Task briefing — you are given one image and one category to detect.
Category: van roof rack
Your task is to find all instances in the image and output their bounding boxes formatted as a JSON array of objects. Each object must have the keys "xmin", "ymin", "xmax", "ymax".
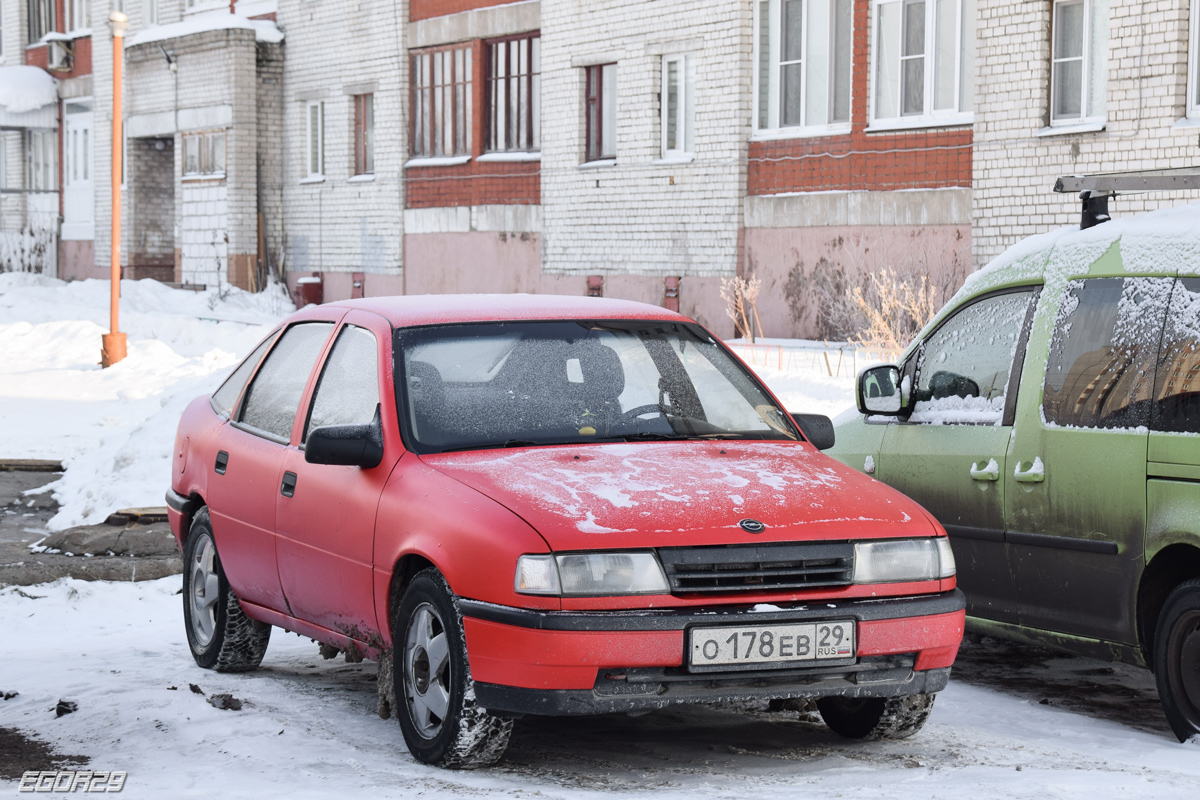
[{"xmin": 1054, "ymin": 167, "xmax": 1200, "ymax": 229}]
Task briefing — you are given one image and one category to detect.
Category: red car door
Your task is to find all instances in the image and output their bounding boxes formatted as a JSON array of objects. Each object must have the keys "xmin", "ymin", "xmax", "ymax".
[
  {"xmin": 275, "ymin": 310, "xmax": 402, "ymax": 639},
  {"xmin": 209, "ymin": 318, "xmax": 338, "ymax": 612}
]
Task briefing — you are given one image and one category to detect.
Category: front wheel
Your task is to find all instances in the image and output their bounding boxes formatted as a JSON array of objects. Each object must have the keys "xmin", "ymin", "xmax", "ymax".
[
  {"xmin": 817, "ymin": 693, "xmax": 935, "ymax": 740},
  {"xmin": 1154, "ymin": 579, "xmax": 1200, "ymax": 742},
  {"xmin": 393, "ymin": 569, "xmax": 513, "ymax": 768},
  {"xmin": 182, "ymin": 507, "xmax": 271, "ymax": 672}
]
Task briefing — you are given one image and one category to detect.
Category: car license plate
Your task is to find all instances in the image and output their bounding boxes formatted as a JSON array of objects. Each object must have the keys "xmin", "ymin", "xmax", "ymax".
[{"xmin": 688, "ymin": 620, "xmax": 855, "ymax": 669}]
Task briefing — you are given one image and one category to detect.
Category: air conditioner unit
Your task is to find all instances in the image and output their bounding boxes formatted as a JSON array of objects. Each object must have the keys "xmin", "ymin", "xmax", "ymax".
[{"xmin": 47, "ymin": 41, "xmax": 72, "ymax": 71}]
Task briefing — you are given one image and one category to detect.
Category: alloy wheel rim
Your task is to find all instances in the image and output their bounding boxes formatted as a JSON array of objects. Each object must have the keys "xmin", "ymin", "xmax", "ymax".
[
  {"xmin": 188, "ymin": 534, "xmax": 220, "ymax": 647},
  {"xmin": 404, "ymin": 602, "xmax": 452, "ymax": 739},
  {"xmin": 1169, "ymin": 609, "xmax": 1200, "ymax": 728}
]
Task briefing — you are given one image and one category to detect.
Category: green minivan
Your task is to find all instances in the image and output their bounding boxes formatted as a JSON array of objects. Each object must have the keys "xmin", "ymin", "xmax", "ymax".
[{"xmin": 830, "ymin": 203, "xmax": 1200, "ymax": 741}]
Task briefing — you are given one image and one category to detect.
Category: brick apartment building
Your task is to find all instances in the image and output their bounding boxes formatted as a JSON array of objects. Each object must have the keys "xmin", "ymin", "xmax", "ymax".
[{"xmin": 3, "ymin": 1, "xmax": 1198, "ymax": 338}]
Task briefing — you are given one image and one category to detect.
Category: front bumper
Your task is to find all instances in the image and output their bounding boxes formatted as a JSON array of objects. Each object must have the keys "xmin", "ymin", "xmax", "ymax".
[{"xmin": 461, "ymin": 589, "xmax": 965, "ymax": 717}]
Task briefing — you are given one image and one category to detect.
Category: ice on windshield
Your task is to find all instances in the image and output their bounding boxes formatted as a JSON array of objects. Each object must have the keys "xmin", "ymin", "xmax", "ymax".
[
  {"xmin": 397, "ymin": 321, "xmax": 797, "ymax": 451},
  {"xmin": 908, "ymin": 291, "xmax": 1032, "ymax": 425}
]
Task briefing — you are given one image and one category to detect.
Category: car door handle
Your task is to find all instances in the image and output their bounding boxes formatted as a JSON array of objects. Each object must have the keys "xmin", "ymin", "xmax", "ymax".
[
  {"xmin": 280, "ymin": 471, "xmax": 297, "ymax": 498},
  {"xmin": 215, "ymin": 451, "xmax": 228, "ymax": 475},
  {"xmin": 1013, "ymin": 457, "xmax": 1045, "ymax": 483},
  {"xmin": 969, "ymin": 458, "xmax": 1000, "ymax": 482}
]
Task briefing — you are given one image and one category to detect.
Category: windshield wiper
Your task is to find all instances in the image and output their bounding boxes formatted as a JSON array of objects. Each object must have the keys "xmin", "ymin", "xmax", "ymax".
[
  {"xmin": 596, "ymin": 432, "xmax": 693, "ymax": 442},
  {"xmin": 438, "ymin": 439, "xmax": 547, "ymax": 453}
]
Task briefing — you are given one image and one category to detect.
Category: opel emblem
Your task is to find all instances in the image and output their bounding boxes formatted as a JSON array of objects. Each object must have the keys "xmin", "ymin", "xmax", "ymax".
[{"xmin": 738, "ymin": 519, "xmax": 766, "ymax": 534}]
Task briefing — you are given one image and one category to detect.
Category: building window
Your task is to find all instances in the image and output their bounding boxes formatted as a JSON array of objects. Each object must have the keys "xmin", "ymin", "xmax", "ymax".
[
  {"xmin": 872, "ymin": 0, "xmax": 975, "ymax": 125},
  {"xmin": 585, "ymin": 63, "xmax": 617, "ymax": 162},
  {"xmin": 755, "ymin": 0, "xmax": 852, "ymax": 131},
  {"xmin": 27, "ymin": 130, "xmax": 56, "ymax": 191},
  {"xmin": 1, "ymin": 1, "xmax": 5, "ymax": 61},
  {"xmin": 486, "ymin": 33, "xmax": 540, "ymax": 153},
  {"xmin": 1050, "ymin": 0, "xmax": 1107, "ymax": 125},
  {"xmin": 661, "ymin": 54, "xmax": 694, "ymax": 157},
  {"xmin": 145, "ymin": 0, "xmax": 158, "ymax": 26},
  {"xmin": 66, "ymin": 0, "xmax": 87, "ymax": 32},
  {"xmin": 28, "ymin": 0, "xmax": 55, "ymax": 42},
  {"xmin": 185, "ymin": 0, "xmax": 225, "ymax": 10},
  {"xmin": 182, "ymin": 130, "xmax": 226, "ymax": 177},
  {"xmin": 353, "ymin": 94, "xmax": 374, "ymax": 175},
  {"xmin": 411, "ymin": 45, "xmax": 473, "ymax": 158},
  {"xmin": 306, "ymin": 102, "xmax": 324, "ymax": 178}
]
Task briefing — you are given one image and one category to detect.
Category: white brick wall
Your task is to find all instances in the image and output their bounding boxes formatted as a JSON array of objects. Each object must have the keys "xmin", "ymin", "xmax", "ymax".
[
  {"xmin": 974, "ymin": 0, "xmax": 1200, "ymax": 267},
  {"xmin": 277, "ymin": 0, "xmax": 406, "ymax": 278},
  {"xmin": 538, "ymin": 0, "xmax": 750, "ymax": 278}
]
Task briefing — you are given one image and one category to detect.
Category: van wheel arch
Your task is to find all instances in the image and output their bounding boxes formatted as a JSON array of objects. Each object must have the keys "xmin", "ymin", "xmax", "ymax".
[{"xmin": 1139, "ymin": 543, "xmax": 1200, "ymax": 670}]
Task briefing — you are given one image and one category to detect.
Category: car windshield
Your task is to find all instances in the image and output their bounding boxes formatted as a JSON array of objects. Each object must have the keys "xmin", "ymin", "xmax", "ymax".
[{"xmin": 395, "ymin": 320, "xmax": 798, "ymax": 453}]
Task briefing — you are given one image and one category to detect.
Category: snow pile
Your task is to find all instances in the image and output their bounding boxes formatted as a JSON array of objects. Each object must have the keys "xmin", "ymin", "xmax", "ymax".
[
  {"xmin": 0, "ymin": 274, "xmax": 291, "ymax": 530},
  {"xmin": 0, "ymin": 65, "xmax": 58, "ymax": 113},
  {"xmin": 127, "ymin": 8, "xmax": 284, "ymax": 48}
]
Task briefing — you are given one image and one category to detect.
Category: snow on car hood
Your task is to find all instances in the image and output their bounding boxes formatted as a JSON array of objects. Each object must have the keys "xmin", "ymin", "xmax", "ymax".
[{"xmin": 420, "ymin": 441, "xmax": 936, "ymax": 551}]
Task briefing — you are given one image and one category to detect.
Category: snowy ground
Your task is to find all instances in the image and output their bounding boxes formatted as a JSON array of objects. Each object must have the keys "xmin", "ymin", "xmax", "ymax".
[
  {"xmin": 0, "ymin": 274, "xmax": 292, "ymax": 530},
  {"xmin": 1, "ymin": 578, "xmax": 1197, "ymax": 799}
]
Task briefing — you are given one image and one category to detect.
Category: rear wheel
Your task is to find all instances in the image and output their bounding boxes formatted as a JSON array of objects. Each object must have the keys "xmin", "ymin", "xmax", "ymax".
[
  {"xmin": 1154, "ymin": 580, "xmax": 1200, "ymax": 742},
  {"xmin": 182, "ymin": 507, "xmax": 271, "ymax": 672},
  {"xmin": 393, "ymin": 569, "xmax": 513, "ymax": 768},
  {"xmin": 817, "ymin": 693, "xmax": 935, "ymax": 740}
]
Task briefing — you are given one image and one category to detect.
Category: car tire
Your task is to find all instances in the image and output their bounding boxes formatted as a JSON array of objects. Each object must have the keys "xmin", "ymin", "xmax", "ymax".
[
  {"xmin": 817, "ymin": 693, "xmax": 935, "ymax": 740},
  {"xmin": 1153, "ymin": 579, "xmax": 1200, "ymax": 743},
  {"xmin": 182, "ymin": 507, "xmax": 271, "ymax": 672},
  {"xmin": 393, "ymin": 568, "xmax": 513, "ymax": 769}
]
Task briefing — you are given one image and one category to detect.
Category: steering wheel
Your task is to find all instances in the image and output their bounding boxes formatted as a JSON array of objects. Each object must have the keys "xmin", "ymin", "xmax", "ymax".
[{"xmin": 619, "ymin": 404, "xmax": 666, "ymax": 423}]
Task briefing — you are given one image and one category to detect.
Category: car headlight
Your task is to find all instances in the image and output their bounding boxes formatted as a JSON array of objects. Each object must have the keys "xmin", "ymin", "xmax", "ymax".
[
  {"xmin": 514, "ymin": 552, "xmax": 669, "ymax": 596},
  {"xmin": 852, "ymin": 538, "xmax": 956, "ymax": 584}
]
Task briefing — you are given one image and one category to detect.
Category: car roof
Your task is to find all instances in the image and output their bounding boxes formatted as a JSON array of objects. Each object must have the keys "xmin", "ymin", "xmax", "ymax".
[{"xmin": 323, "ymin": 293, "xmax": 695, "ymax": 328}]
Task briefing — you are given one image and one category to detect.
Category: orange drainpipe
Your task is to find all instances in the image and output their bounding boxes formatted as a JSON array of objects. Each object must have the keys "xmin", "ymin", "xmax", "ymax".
[{"xmin": 102, "ymin": 11, "xmax": 128, "ymax": 368}]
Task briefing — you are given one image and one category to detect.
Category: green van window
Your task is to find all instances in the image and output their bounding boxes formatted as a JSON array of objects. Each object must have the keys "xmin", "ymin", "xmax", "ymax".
[
  {"xmin": 908, "ymin": 290, "xmax": 1034, "ymax": 425},
  {"xmin": 1151, "ymin": 277, "xmax": 1200, "ymax": 434},
  {"xmin": 1043, "ymin": 277, "xmax": 1172, "ymax": 430}
]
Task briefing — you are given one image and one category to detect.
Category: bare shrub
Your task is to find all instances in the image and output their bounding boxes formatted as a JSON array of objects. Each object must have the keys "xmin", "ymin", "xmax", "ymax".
[
  {"xmin": 721, "ymin": 275, "xmax": 764, "ymax": 342},
  {"xmin": 845, "ymin": 241, "xmax": 971, "ymax": 352},
  {"xmin": 784, "ymin": 256, "xmax": 862, "ymax": 341}
]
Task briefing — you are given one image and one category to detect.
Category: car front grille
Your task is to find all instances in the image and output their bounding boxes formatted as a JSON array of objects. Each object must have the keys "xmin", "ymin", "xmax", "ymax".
[{"xmin": 657, "ymin": 542, "xmax": 854, "ymax": 594}]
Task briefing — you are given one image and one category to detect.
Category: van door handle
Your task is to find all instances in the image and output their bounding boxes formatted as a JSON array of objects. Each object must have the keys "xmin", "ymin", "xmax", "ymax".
[
  {"xmin": 1013, "ymin": 457, "xmax": 1045, "ymax": 483},
  {"xmin": 215, "ymin": 451, "xmax": 229, "ymax": 475},
  {"xmin": 969, "ymin": 458, "xmax": 1000, "ymax": 482},
  {"xmin": 280, "ymin": 471, "xmax": 297, "ymax": 498}
]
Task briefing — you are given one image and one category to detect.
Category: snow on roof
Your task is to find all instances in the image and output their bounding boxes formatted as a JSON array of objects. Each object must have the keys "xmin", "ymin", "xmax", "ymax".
[
  {"xmin": 126, "ymin": 9, "xmax": 284, "ymax": 48},
  {"xmin": 902, "ymin": 199, "xmax": 1200, "ymax": 360},
  {"xmin": 0, "ymin": 66, "xmax": 58, "ymax": 114},
  {"xmin": 327, "ymin": 293, "xmax": 693, "ymax": 328}
]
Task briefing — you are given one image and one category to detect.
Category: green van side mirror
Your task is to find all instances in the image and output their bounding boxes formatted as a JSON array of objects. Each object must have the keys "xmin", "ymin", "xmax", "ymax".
[{"xmin": 857, "ymin": 364, "xmax": 906, "ymax": 416}]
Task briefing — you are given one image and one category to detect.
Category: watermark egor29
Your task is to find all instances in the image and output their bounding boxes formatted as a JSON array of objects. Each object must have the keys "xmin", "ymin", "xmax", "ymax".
[{"xmin": 18, "ymin": 771, "xmax": 126, "ymax": 793}]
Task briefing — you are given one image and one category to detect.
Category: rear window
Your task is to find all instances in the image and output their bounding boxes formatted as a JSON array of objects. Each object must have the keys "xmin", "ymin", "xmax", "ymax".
[{"xmin": 211, "ymin": 333, "xmax": 277, "ymax": 419}]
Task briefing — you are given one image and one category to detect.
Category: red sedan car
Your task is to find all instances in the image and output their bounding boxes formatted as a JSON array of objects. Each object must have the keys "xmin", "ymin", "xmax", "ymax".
[{"xmin": 167, "ymin": 294, "xmax": 964, "ymax": 768}]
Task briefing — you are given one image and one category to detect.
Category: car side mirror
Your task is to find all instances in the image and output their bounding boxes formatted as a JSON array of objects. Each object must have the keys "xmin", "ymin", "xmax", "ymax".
[
  {"xmin": 857, "ymin": 364, "xmax": 905, "ymax": 416},
  {"xmin": 305, "ymin": 406, "xmax": 384, "ymax": 469},
  {"xmin": 791, "ymin": 413, "xmax": 835, "ymax": 451}
]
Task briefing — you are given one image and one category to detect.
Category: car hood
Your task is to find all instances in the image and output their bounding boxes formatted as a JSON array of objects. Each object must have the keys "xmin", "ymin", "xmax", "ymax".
[{"xmin": 420, "ymin": 441, "xmax": 937, "ymax": 551}]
